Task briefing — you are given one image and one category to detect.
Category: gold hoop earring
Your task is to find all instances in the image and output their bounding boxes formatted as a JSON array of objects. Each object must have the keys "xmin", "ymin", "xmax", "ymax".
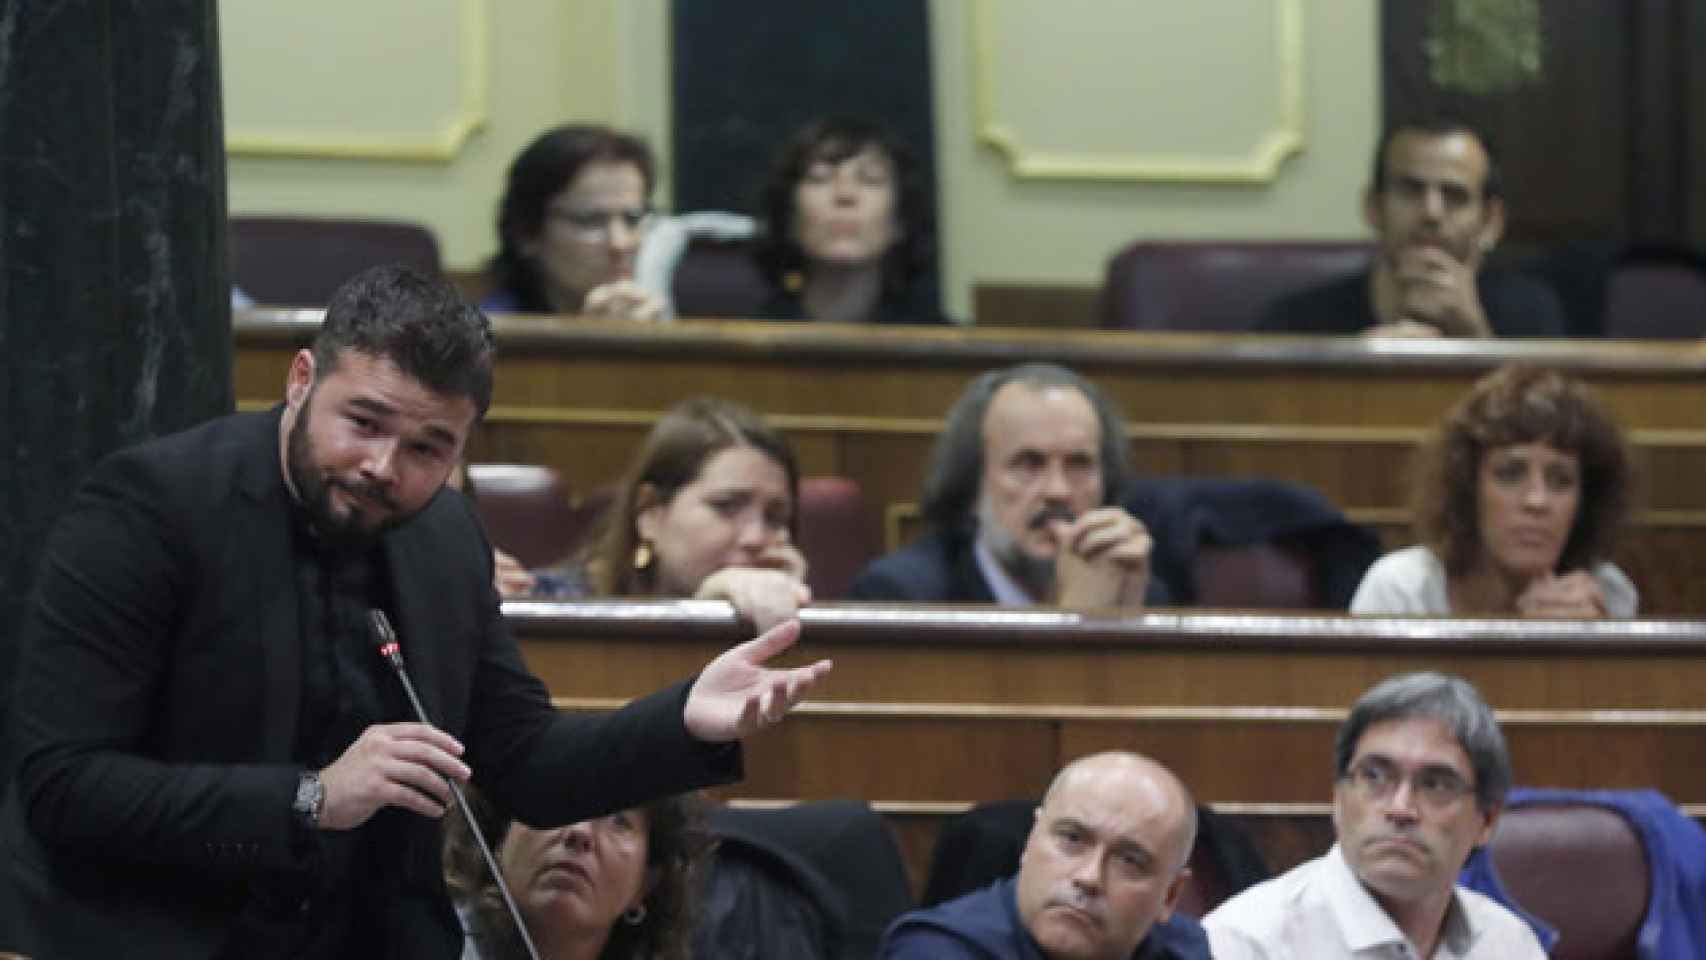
[
  {"xmin": 633, "ymin": 540, "xmax": 654, "ymax": 571},
  {"xmin": 622, "ymin": 903, "xmax": 647, "ymax": 926}
]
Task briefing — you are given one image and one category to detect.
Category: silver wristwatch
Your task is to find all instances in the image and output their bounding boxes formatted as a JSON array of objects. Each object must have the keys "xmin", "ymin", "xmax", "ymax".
[{"xmin": 292, "ymin": 769, "xmax": 324, "ymax": 830}]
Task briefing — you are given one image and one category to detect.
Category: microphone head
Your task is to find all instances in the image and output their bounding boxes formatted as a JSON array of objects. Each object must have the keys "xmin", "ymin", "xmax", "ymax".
[{"xmin": 369, "ymin": 609, "xmax": 403, "ymax": 665}]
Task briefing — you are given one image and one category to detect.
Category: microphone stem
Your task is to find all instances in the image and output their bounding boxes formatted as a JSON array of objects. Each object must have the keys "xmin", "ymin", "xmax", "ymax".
[{"xmin": 388, "ymin": 659, "xmax": 544, "ymax": 960}]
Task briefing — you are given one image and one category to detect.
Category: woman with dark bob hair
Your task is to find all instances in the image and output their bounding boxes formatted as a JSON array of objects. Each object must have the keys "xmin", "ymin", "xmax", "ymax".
[
  {"xmin": 753, "ymin": 116, "xmax": 949, "ymax": 325},
  {"xmin": 485, "ymin": 124, "xmax": 667, "ymax": 322},
  {"xmin": 445, "ymin": 788, "xmax": 711, "ymax": 960},
  {"xmin": 586, "ymin": 396, "xmax": 811, "ymax": 629},
  {"xmin": 1351, "ymin": 364, "xmax": 1636, "ymax": 616}
]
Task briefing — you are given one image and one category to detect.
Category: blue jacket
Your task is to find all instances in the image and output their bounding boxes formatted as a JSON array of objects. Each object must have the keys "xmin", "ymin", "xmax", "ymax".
[
  {"xmin": 879, "ymin": 876, "xmax": 1209, "ymax": 960},
  {"xmin": 1458, "ymin": 788, "xmax": 1706, "ymax": 960}
]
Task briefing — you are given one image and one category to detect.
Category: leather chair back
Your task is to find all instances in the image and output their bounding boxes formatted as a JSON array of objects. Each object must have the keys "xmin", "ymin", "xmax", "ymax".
[
  {"xmin": 1602, "ymin": 257, "xmax": 1706, "ymax": 339},
  {"xmin": 1194, "ymin": 540, "xmax": 1320, "ymax": 609},
  {"xmin": 1490, "ymin": 804, "xmax": 1649, "ymax": 960},
  {"xmin": 1101, "ymin": 240, "xmax": 1370, "ymax": 331},
  {"xmin": 230, "ymin": 216, "xmax": 441, "ymax": 307},
  {"xmin": 465, "ymin": 464, "xmax": 607, "ymax": 570},
  {"xmin": 702, "ymin": 800, "xmax": 914, "ymax": 960},
  {"xmin": 797, "ymin": 477, "xmax": 877, "ymax": 601},
  {"xmin": 672, "ymin": 235, "xmax": 770, "ymax": 319}
]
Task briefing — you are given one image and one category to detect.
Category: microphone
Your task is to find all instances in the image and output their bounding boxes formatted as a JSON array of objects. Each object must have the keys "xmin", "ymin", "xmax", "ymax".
[{"xmin": 368, "ymin": 610, "xmax": 542, "ymax": 960}]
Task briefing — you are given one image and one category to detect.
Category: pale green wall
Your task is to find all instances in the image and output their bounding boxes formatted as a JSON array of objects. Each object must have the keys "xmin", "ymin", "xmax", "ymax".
[
  {"xmin": 225, "ymin": 0, "xmax": 1377, "ymax": 318},
  {"xmin": 225, "ymin": 0, "xmax": 623, "ymax": 276}
]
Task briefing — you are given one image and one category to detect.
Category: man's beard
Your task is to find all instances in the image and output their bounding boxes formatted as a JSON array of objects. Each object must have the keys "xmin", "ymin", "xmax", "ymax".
[
  {"xmin": 976, "ymin": 495, "xmax": 1056, "ymax": 598},
  {"xmin": 286, "ymin": 399, "xmax": 403, "ymax": 552}
]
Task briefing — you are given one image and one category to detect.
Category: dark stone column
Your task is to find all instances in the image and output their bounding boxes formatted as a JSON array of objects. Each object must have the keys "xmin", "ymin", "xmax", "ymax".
[{"xmin": 0, "ymin": 1, "xmax": 232, "ymax": 776}]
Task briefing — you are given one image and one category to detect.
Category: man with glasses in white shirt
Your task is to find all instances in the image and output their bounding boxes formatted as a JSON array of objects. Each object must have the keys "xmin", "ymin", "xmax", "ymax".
[{"xmin": 1202, "ymin": 672, "xmax": 1545, "ymax": 959}]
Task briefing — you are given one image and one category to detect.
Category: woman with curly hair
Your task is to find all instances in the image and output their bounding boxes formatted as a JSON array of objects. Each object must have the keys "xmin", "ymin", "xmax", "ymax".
[
  {"xmin": 753, "ymin": 116, "xmax": 949, "ymax": 325},
  {"xmin": 446, "ymin": 790, "xmax": 712, "ymax": 960},
  {"xmin": 1351, "ymin": 364, "xmax": 1637, "ymax": 617}
]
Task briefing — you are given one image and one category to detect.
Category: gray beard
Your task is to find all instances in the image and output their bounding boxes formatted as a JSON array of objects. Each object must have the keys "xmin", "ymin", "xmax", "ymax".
[{"xmin": 975, "ymin": 497, "xmax": 1055, "ymax": 598}]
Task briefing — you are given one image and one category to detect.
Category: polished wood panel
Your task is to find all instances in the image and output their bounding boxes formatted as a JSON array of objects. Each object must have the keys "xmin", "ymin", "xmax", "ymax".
[
  {"xmin": 515, "ymin": 602, "xmax": 1706, "ymax": 899},
  {"xmin": 513, "ymin": 602, "xmax": 1706, "ymax": 807},
  {"xmin": 237, "ymin": 315, "xmax": 1706, "ymax": 610}
]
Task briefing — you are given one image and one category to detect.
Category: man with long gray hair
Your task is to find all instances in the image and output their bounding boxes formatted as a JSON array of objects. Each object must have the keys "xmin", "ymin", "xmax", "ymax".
[
  {"xmin": 1202, "ymin": 672, "xmax": 1544, "ymax": 958},
  {"xmin": 847, "ymin": 363, "xmax": 1165, "ymax": 609}
]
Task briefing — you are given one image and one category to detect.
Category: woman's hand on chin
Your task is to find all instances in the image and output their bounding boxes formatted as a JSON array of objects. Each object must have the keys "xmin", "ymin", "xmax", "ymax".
[{"xmin": 695, "ymin": 565, "xmax": 812, "ymax": 633}]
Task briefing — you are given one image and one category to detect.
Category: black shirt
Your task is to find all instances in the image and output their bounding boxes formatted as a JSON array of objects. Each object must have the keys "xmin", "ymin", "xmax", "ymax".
[
  {"xmin": 1256, "ymin": 269, "xmax": 1566, "ymax": 337},
  {"xmin": 236, "ymin": 517, "xmax": 409, "ymax": 957}
]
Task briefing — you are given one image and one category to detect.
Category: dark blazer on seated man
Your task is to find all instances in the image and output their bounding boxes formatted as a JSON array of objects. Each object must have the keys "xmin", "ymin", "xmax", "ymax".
[
  {"xmin": 847, "ymin": 363, "xmax": 1169, "ymax": 610},
  {"xmin": 1257, "ymin": 268, "xmax": 1564, "ymax": 337},
  {"xmin": 0, "ymin": 266, "xmax": 827, "ymax": 959},
  {"xmin": 1257, "ymin": 117, "xmax": 1564, "ymax": 339}
]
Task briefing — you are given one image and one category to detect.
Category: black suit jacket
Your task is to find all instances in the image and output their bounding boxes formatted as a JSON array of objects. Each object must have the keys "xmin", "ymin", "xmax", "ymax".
[
  {"xmin": 1, "ymin": 410, "xmax": 738, "ymax": 958},
  {"xmin": 1255, "ymin": 269, "xmax": 1566, "ymax": 337},
  {"xmin": 846, "ymin": 529, "xmax": 1170, "ymax": 606}
]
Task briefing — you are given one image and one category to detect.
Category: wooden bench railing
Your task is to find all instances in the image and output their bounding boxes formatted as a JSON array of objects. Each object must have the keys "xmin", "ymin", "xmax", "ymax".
[
  {"xmin": 237, "ymin": 314, "xmax": 1706, "ymax": 613},
  {"xmin": 507, "ymin": 600, "xmax": 1706, "ymax": 889}
]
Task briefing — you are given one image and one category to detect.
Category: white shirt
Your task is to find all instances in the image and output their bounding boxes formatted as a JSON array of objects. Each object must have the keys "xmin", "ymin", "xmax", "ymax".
[
  {"xmin": 1349, "ymin": 545, "xmax": 1639, "ymax": 617},
  {"xmin": 1202, "ymin": 845, "xmax": 1547, "ymax": 960}
]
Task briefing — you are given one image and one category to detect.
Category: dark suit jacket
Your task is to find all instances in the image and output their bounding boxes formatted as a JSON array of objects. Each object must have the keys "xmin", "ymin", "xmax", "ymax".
[
  {"xmin": 1255, "ymin": 269, "xmax": 1566, "ymax": 337},
  {"xmin": 1, "ymin": 410, "xmax": 738, "ymax": 958},
  {"xmin": 846, "ymin": 529, "xmax": 1170, "ymax": 606}
]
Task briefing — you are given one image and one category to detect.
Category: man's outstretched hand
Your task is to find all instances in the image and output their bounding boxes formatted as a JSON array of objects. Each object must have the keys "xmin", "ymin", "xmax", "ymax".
[{"xmin": 683, "ymin": 619, "xmax": 832, "ymax": 742}]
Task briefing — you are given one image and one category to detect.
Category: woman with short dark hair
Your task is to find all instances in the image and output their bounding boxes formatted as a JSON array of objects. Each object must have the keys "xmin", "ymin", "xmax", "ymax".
[
  {"xmin": 1351, "ymin": 365, "xmax": 1636, "ymax": 616},
  {"xmin": 753, "ymin": 116, "xmax": 948, "ymax": 325}
]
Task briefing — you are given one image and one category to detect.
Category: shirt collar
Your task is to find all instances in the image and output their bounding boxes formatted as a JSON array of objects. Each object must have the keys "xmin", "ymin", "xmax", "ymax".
[
  {"xmin": 973, "ymin": 535, "xmax": 1039, "ymax": 606},
  {"xmin": 1322, "ymin": 844, "xmax": 1481, "ymax": 957}
]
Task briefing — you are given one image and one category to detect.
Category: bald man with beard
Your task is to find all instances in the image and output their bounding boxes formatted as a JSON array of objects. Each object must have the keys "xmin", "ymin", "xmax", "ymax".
[{"xmin": 879, "ymin": 752, "xmax": 1209, "ymax": 960}]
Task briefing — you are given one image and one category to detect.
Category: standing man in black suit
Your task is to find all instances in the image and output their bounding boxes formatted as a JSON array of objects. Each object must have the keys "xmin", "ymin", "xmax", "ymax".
[
  {"xmin": 847, "ymin": 363, "xmax": 1164, "ymax": 609},
  {"xmin": 1, "ymin": 265, "xmax": 829, "ymax": 957},
  {"xmin": 1257, "ymin": 118, "xmax": 1563, "ymax": 339}
]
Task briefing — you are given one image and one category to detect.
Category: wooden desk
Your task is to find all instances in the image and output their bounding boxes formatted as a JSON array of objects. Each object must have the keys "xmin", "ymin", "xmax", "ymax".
[
  {"xmin": 236, "ymin": 314, "xmax": 1706, "ymax": 611},
  {"xmin": 510, "ymin": 600, "xmax": 1706, "ymax": 887}
]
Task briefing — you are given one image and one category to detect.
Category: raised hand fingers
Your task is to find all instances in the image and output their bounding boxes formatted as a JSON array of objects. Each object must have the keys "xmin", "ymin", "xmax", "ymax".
[
  {"xmin": 752, "ymin": 659, "xmax": 834, "ymax": 727},
  {"xmin": 736, "ymin": 617, "xmax": 803, "ymax": 665}
]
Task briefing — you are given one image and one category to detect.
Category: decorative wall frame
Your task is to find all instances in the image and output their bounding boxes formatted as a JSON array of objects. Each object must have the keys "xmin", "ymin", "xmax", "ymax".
[
  {"xmin": 225, "ymin": 0, "xmax": 489, "ymax": 162},
  {"xmin": 971, "ymin": 0, "xmax": 1305, "ymax": 183}
]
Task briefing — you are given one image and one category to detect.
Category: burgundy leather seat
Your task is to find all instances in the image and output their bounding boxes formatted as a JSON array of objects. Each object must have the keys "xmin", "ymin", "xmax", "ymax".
[
  {"xmin": 230, "ymin": 215, "xmax": 441, "ymax": 307},
  {"xmin": 1101, "ymin": 240, "xmax": 1370, "ymax": 331},
  {"xmin": 1602, "ymin": 258, "xmax": 1706, "ymax": 339},
  {"xmin": 797, "ymin": 477, "xmax": 876, "ymax": 601},
  {"xmin": 671, "ymin": 235, "xmax": 770, "ymax": 319},
  {"xmin": 1194, "ymin": 541, "xmax": 1320, "ymax": 609},
  {"xmin": 464, "ymin": 464, "xmax": 607, "ymax": 570},
  {"xmin": 1490, "ymin": 804, "xmax": 1649, "ymax": 960}
]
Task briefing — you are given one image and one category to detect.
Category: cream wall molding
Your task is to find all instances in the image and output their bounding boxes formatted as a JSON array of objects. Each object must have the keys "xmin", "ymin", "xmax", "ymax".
[
  {"xmin": 225, "ymin": 0, "xmax": 490, "ymax": 163},
  {"xmin": 971, "ymin": 0, "xmax": 1305, "ymax": 183}
]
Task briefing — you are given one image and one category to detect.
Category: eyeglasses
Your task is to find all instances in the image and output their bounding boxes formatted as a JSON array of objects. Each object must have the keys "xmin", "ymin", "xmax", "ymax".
[
  {"xmin": 1341, "ymin": 760, "xmax": 1476, "ymax": 811},
  {"xmin": 546, "ymin": 206, "xmax": 654, "ymax": 241}
]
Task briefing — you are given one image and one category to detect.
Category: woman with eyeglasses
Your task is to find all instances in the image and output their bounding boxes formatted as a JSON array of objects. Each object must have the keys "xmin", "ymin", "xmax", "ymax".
[
  {"xmin": 1351, "ymin": 365, "xmax": 1637, "ymax": 617},
  {"xmin": 485, "ymin": 124, "xmax": 667, "ymax": 322},
  {"xmin": 753, "ymin": 116, "xmax": 950, "ymax": 326}
]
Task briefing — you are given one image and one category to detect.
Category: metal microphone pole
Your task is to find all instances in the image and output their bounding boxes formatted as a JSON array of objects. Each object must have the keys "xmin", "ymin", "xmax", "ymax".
[{"xmin": 368, "ymin": 610, "xmax": 543, "ymax": 960}]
